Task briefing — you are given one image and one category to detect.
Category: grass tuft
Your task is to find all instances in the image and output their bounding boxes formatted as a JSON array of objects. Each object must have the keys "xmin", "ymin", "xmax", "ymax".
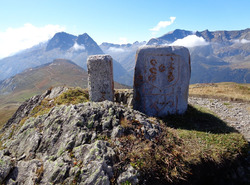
[
  {"xmin": 55, "ymin": 88, "xmax": 89, "ymax": 105},
  {"xmin": 30, "ymin": 87, "xmax": 89, "ymax": 117}
]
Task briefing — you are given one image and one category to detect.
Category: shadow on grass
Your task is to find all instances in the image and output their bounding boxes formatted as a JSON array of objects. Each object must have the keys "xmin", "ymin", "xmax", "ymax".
[{"xmin": 161, "ymin": 105, "xmax": 237, "ymax": 134}]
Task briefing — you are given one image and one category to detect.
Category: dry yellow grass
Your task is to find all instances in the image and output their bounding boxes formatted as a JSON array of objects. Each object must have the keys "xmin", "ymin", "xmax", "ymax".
[
  {"xmin": 0, "ymin": 104, "xmax": 19, "ymax": 129},
  {"xmin": 189, "ymin": 82, "xmax": 250, "ymax": 102}
]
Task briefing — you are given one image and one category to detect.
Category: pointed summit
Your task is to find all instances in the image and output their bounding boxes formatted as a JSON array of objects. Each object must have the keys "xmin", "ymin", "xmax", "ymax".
[
  {"xmin": 147, "ymin": 29, "xmax": 193, "ymax": 45},
  {"xmin": 159, "ymin": 29, "xmax": 193, "ymax": 42},
  {"xmin": 76, "ymin": 33, "xmax": 103, "ymax": 55},
  {"xmin": 46, "ymin": 32, "xmax": 77, "ymax": 51}
]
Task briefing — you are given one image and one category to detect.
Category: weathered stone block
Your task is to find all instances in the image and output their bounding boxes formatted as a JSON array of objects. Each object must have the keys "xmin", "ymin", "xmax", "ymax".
[
  {"xmin": 133, "ymin": 46, "xmax": 191, "ymax": 116},
  {"xmin": 87, "ymin": 55, "xmax": 114, "ymax": 102}
]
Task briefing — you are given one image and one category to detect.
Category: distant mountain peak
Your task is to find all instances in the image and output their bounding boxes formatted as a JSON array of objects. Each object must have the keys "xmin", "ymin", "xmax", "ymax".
[
  {"xmin": 76, "ymin": 33, "xmax": 103, "ymax": 55},
  {"xmin": 46, "ymin": 32, "xmax": 77, "ymax": 51},
  {"xmin": 76, "ymin": 33, "xmax": 94, "ymax": 45},
  {"xmin": 45, "ymin": 32, "xmax": 104, "ymax": 55},
  {"xmin": 147, "ymin": 29, "xmax": 194, "ymax": 45}
]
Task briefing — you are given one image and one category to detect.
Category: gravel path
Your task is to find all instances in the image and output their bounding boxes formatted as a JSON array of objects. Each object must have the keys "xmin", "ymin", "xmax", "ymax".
[{"xmin": 188, "ymin": 97, "xmax": 250, "ymax": 142}]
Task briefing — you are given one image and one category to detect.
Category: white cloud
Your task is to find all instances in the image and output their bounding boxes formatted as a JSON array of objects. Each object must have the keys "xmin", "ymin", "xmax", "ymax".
[
  {"xmin": 170, "ymin": 35, "xmax": 209, "ymax": 48},
  {"xmin": 108, "ymin": 47, "xmax": 125, "ymax": 52},
  {"xmin": 232, "ymin": 39, "xmax": 250, "ymax": 44},
  {"xmin": 240, "ymin": 39, "xmax": 250, "ymax": 44},
  {"xmin": 73, "ymin": 42, "xmax": 85, "ymax": 51},
  {"xmin": 150, "ymin": 17, "xmax": 176, "ymax": 32},
  {"xmin": 0, "ymin": 23, "xmax": 65, "ymax": 59}
]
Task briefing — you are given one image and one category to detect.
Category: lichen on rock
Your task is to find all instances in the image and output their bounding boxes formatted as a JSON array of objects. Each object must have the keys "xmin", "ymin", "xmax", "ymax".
[{"xmin": 0, "ymin": 87, "xmax": 161, "ymax": 184}]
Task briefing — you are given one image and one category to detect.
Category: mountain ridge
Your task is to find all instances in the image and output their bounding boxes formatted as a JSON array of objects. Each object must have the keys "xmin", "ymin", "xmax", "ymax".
[
  {"xmin": 102, "ymin": 28, "xmax": 250, "ymax": 83},
  {"xmin": 147, "ymin": 28, "xmax": 250, "ymax": 45},
  {"xmin": 46, "ymin": 32, "xmax": 77, "ymax": 51}
]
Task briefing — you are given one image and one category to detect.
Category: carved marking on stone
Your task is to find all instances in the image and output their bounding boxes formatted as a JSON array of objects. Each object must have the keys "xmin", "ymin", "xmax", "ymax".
[
  {"xmin": 142, "ymin": 53, "xmax": 181, "ymax": 114},
  {"xmin": 150, "ymin": 59, "xmax": 157, "ymax": 66},
  {"xmin": 159, "ymin": 64, "xmax": 166, "ymax": 72},
  {"xmin": 148, "ymin": 74, "xmax": 156, "ymax": 82},
  {"xmin": 149, "ymin": 67, "xmax": 157, "ymax": 74},
  {"xmin": 145, "ymin": 54, "xmax": 180, "ymax": 90}
]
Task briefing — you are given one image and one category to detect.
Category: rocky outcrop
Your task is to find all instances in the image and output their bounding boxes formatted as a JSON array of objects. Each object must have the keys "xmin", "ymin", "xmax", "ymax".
[{"xmin": 0, "ymin": 87, "xmax": 160, "ymax": 184}]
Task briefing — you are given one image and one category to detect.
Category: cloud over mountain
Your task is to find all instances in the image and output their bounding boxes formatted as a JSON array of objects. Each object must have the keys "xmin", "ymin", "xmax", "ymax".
[
  {"xmin": 170, "ymin": 35, "xmax": 209, "ymax": 48},
  {"xmin": 233, "ymin": 39, "xmax": 250, "ymax": 44},
  {"xmin": 0, "ymin": 23, "xmax": 65, "ymax": 59},
  {"xmin": 108, "ymin": 47, "xmax": 125, "ymax": 52},
  {"xmin": 73, "ymin": 42, "xmax": 85, "ymax": 51}
]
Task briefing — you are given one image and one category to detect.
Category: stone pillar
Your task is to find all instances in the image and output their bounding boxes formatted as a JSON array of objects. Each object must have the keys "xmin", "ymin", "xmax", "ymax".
[
  {"xmin": 87, "ymin": 55, "xmax": 114, "ymax": 102},
  {"xmin": 133, "ymin": 46, "xmax": 191, "ymax": 117}
]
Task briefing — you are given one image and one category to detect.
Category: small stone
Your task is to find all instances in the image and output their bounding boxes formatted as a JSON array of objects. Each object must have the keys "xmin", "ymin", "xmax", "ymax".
[
  {"xmin": 117, "ymin": 165, "xmax": 139, "ymax": 185},
  {"xmin": 111, "ymin": 126, "xmax": 124, "ymax": 139},
  {"xmin": 87, "ymin": 55, "xmax": 114, "ymax": 102}
]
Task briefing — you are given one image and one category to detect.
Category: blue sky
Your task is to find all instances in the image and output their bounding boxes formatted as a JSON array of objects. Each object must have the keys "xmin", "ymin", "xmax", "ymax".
[{"xmin": 0, "ymin": 0, "xmax": 249, "ymax": 58}]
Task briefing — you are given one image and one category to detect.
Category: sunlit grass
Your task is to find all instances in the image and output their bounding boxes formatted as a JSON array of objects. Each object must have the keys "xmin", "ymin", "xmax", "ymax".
[{"xmin": 189, "ymin": 82, "xmax": 250, "ymax": 101}]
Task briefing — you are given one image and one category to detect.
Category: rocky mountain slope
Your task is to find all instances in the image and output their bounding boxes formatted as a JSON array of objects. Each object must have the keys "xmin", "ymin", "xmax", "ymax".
[
  {"xmin": 0, "ymin": 32, "xmax": 133, "ymax": 86},
  {"xmin": 148, "ymin": 29, "xmax": 250, "ymax": 45},
  {"xmin": 0, "ymin": 86, "xmax": 248, "ymax": 184}
]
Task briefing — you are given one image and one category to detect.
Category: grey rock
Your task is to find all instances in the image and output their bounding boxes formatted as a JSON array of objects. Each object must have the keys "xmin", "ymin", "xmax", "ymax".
[
  {"xmin": 111, "ymin": 125, "xmax": 124, "ymax": 139},
  {"xmin": 117, "ymin": 165, "xmax": 139, "ymax": 185},
  {"xmin": 72, "ymin": 140, "xmax": 115, "ymax": 185},
  {"xmin": 45, "ymin": 86, "xmax": 69, "ymax": 99},
  {"xmin": 5, "ymin": 159, "xmax": 41, "ymax": 185},
  {"xmin": 0, "ymin": 151, "xmax": 14, "ymax": 183},
  {"xmin": 87, "ymin": 55, "xmax": 114, "ymax": 102}
]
